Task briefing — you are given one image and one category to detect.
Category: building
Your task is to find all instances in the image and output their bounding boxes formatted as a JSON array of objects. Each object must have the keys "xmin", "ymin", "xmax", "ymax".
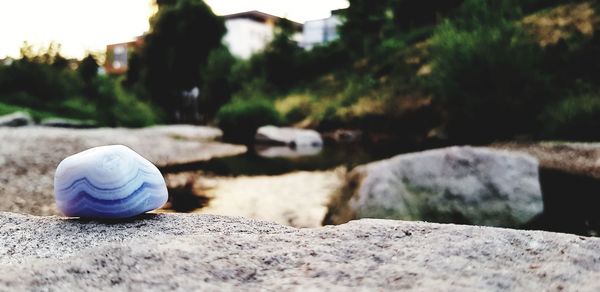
[
  {"xmin": 104, "ymin": 36, "xmax": 144, "ymax": 75},
  {"xmin": 222, "ymin": 10, "xmax": 302, "ymax": 59},
  {"xmin": 300, "ymin": 10, "xmax": 343, "ymax": 50},
  {"xmin": 104, "ymin": 11, "xmax": 311, "ymax": 73}
]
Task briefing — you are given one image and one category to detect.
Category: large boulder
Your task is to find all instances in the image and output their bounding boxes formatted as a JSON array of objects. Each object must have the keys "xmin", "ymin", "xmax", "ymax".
[
  {"xmin": 325, "ymin": 146, "xmax": 543, "ymax": 227},
  {"xmin": 0, "ymin": 111, "xmax": 33, "ymax": 127},
  {"xmin": 0, "ymin": 212, "xmax": 598, "ymax": 291},
  {"xmin": 255, "ymin": 125, "xmax": 323, "ymax": 148}
]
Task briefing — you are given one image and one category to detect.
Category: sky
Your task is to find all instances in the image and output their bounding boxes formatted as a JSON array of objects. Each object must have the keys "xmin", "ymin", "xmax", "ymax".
[{"xmin": 0, "ymin": 0, "xmax": 348, "ymax": 59}]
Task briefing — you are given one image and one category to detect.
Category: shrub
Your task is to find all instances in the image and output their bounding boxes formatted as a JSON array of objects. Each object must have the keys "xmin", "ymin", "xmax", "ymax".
[
  {"xmin": 200, "ymin": 46, "xmax": 237, "ymax": 120},
  {"xmin": 540, "ymin": 91, "xmax": 600, "ymax": 141},
  {"xmin": 0, "ymin": 102, "xmax": 55, "ymax": 122},
  {"xmin": 93, "ymin": 76, "xmax": 161, "ymax": 127},
  {"xmin": 428, "ymin": 0, "xmax": 550, "ymax": 143},
  {"xmin": 216, "ymin": 98, "xmax": 282, "ymax": 143},
  {"xmin": 275, "ymin": 94, "xmax": 314, "ymax": 124}
]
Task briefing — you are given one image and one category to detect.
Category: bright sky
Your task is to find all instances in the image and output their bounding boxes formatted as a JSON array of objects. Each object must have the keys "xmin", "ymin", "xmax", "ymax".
[{"xmin": 0, "ymin": 0, "xmax": 348, "ymax": 59}]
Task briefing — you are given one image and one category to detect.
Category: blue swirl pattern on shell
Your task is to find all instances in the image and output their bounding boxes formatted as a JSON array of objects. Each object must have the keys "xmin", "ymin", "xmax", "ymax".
[{"xmin": 54, "ymin": 145, "xmax": 168, "ymax": 218}]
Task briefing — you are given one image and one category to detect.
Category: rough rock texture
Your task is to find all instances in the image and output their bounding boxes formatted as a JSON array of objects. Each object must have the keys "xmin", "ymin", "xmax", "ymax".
[
  {"xmin": 325, "ymin": 146, "xmax": 543, "ymax": 227},
  {"xmin": 0, "ymin": 212, "xmax": 598, "ymax": 291},
  {"xmin": 0, "ymin": 126, "xmax": 246, "ymax": 216},
  {"xmin": 0, "ymin": 111, "xmax": 33, "ymax": 127}
]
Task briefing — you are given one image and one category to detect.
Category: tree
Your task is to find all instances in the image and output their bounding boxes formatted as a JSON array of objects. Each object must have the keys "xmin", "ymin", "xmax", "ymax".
[
  {"xmin": 339, "ymin": 0, "xmax": 392, "ymax": 56},
  {"xmin": 136, "ymin": 0, "xmax": 226, "ymax": 121},
  {"xmin": 78, "ymin": 54, "xmax": 99, "ymax": 83},
  {"xmin": 392, "ymin": 0, "xmax": 463, "ymax": 31},
  {"xmin": 200, "ymin": 46, "xmax": 236, "ymax": 120},
  {"xmin": 260, "ymin": 18, "xmax": 303, "ymax": 91}
]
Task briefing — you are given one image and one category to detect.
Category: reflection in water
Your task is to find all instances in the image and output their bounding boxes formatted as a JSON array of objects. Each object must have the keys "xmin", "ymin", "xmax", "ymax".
[
  {"xmin": 160, "ymin": 140, "xmax": 417, "ymax": 176},
  {"xmin": 255, "ymin": 144, "xmax": 323, "ymax": 158}
]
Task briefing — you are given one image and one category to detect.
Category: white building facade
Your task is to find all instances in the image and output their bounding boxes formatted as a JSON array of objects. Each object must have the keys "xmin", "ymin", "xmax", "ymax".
[
  {"xmin": 300, "ymin": 14, "xmax": 342, "ymax": 50},
  {"xmin": 223, "ymin": 17, "xmax": 275, "ymax": 59}
]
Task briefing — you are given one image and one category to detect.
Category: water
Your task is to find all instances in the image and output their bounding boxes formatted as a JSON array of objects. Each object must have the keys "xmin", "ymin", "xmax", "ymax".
[
  {"xmin": 160, "ymin": 141, "xmax": 600, "ymax": 236},
  {"xmin": 161, "ymin": 141, "xmax": 419, "ymax": 176}
]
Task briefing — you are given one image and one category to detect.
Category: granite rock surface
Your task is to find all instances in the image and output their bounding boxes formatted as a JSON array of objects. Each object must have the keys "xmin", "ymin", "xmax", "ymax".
[{"xmin": 0, "ymin": 212, "xmax": 598, "ymax": 291}]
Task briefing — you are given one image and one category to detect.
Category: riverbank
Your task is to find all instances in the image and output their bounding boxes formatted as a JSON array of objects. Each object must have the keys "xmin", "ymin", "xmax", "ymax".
[{"xmin": 3, "ymin": 126, "xmax": 600, "ymax": 235}]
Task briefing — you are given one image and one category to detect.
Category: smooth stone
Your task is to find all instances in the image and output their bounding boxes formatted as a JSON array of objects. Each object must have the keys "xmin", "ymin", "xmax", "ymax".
[
  {"xmin": 54, "ymin": 145, "xmax": 168, "ymax": 218},
  {"xmin": 325, "ymin": 146, "xmax": 543, "ymax": 227}
]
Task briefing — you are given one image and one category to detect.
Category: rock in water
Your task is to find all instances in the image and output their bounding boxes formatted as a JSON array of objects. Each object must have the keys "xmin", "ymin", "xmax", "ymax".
[
  {"xmin": 255, "ymin": 125, "xmax": 323, "ymax": 147},
  {"xmin": 54, "ymin": 145, "xmax": 168, "ymax": 218},
  {"xmin": 325, "ymin": 146, "xmax": 543, "ymax": 227},
  {"xmin": 0, "ymin": 111, "xmax": 33, "ymax": 127}
]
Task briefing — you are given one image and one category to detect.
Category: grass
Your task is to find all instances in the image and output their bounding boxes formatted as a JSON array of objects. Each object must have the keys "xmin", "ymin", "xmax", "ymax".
[{"xmin": 0, "ymin": 102, "xmax": 61, "ymax": 122}]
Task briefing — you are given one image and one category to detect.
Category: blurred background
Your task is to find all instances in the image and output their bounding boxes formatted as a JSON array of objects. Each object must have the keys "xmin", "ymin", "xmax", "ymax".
[
  {"xmin": 1, "ymin": 0, "xmax": 600, "ymax": 235},
  {"xmin": 2, "ymin": 0, "xmax": 599, "ymax": 142}
]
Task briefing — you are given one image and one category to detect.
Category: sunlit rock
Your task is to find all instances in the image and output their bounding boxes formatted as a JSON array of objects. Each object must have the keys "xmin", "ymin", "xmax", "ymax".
[{"xmin": 255, "ymin": 125, "xmax": 323, "ymax": 147}]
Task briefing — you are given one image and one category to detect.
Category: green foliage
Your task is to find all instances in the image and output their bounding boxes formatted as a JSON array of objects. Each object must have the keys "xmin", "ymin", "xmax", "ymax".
[
  {"xmin": 200, "ymin": 46, "xmax": 237, "ymax": 119},
  {"xmin": 0, "ymin": 102, "xmax": 56, "ymax": 122},
  {"xmin": 243, "ymin": 18, "xmax": 303, "ymax": 93},
  {"xmin": 0, "ymin": 57, "xmax": 82, "ymax": 107},
  {"xmin": 78, "ymin": 54, "xmax": 99, "ymax": 83},
  {"xmin": 275, "ymin": 94, "xmax": 316, "ymax": 124},
  {"xmin": 0, "ymin": 43, "xmax": 160, "ymax": 127},
  {"xmin": 216, "ymin": 98, "xmax": 283, "ymax": 143},
  {"xmin": 428, "ymin": 0, "xmax": 550, "ymax": 142},
  {"xmin": 134, "ymin": 0, "xmax": 226, "ymax": 121},
  {"xmin": 92, "ymin": 76, "xmax": 161, "ymax": 127},
  {"xmin": 340, "ymin": 0, "xmax": 392, "ymax": 56},
  {"xmin": 340, "ymin": 0, "xmax": 463, "ymax": 57},
  {"xmin": 392, "ymin": 0, "xmax": 464, "ymax": 31},
  {"xmin": 540, "ymin": 91, "xmax": 600, "ymax": 141}
]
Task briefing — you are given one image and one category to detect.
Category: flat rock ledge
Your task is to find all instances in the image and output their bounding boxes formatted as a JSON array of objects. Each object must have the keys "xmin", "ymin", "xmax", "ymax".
[
  {"xmin": 0, "ymin": 126, "xmax": 246, "ymax": 216},
  {"xmin": 0, "ymin": 212, "xmax": 598, "ymax": 291}
]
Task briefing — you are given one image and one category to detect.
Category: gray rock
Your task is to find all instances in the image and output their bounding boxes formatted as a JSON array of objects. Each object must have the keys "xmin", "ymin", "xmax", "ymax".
[
  {"xmin": 0, "ymin": 111, "xmax": 33, "ymax": 127},
  {"xmin": 40, "ymin": 118, "xmax": 97, "ymax": 128},
  {"xmin": 0, "ymin": 212, "xmax": 598, "ymax": 291},
  {"xmin": 325, "ymin": 146, "xmax": 543, "ymax": 227},
  {"xmin": 255, "ymin": 125, "xmax": 323, "ymax": 147},
  {"xmin": 0, "ymin": 126, "xmax": 246, "ymax": 216}
]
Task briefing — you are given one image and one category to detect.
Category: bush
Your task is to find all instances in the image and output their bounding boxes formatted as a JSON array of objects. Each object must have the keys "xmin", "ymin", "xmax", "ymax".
[
  {"xmin": 275, "ymin": 94, "xmax": 315, "ymax": 124},
  {"xmin": 0, "ymin": 102, "xmax": 55, "ymax": 122},
  {"xmin": 93, "ymin": 76, "xmax": 161, "ymax": 127},
  {"xmin": 540, "ymin": 92, "xmax": 600, "ymax": 141},
  {"xmin": 428, "ymin": 0, "xmax": 550, "ymax": 143},
  {"xmin": 0, "ymin": 44, "xmax": 161, "ymax": 128},
  {"xmin": 216, "ymin": 98, "xmax": 282, "ymax": 143},
  {"xmin": 200, "ymin": 46, "xmax": 237, "ymax": 120}
]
